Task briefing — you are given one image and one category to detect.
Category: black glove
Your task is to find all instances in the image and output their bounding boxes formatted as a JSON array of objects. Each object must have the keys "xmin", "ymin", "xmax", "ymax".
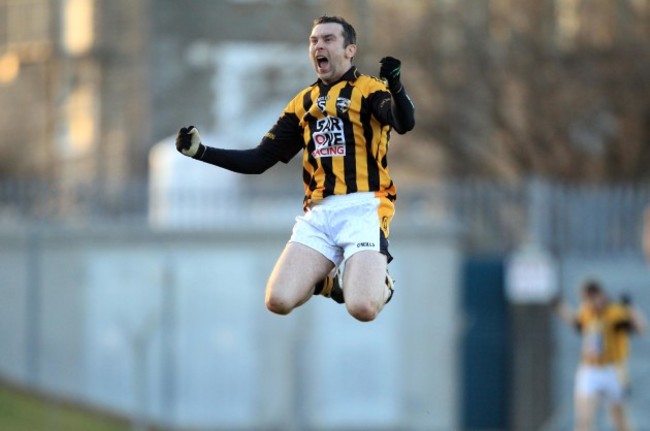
[
  {"xmin": 176, "ymin": 125, "xmax": 206, "ymax": 159},
  {"xmin": 379, "ymin": 56, "xmax": 402, "ymax": 92}
]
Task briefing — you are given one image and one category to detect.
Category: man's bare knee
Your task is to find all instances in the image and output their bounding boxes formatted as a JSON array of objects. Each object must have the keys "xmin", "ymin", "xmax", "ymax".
[
  {"xmin": 346, "ymin": 298, "xmax": 382, "ymax": 322},
  {"xmin": 265, "ymin": 292, "xmax": 294, "ymax": 315},
  {"xmin": 264, "ymin": 242, "xmax": 333, "ymax": 316},
  {"xmin": 342, "ymin": 251, "xmax": 387, "ymax": 322}
]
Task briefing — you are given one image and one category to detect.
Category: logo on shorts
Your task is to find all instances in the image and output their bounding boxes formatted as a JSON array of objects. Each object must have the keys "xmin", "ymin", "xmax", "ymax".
[
  {"xmin": 382, "ymin": 216, "xmax": 389, "ymax": 232},
  {"xmin": 312, "ymin": 116, "xmax": 346, "ymax": 158},
  {"xmin": 357, "ymin": 242, "xmax": 376, "ymax": 248}
]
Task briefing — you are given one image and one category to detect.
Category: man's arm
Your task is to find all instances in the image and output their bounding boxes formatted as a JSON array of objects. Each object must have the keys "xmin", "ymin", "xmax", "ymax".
[
  {"xmin": 552, "ymin": 296, "xmax": 581, "ymax": 331},
  {"xmin": 175, "ymin": 126, "xmax": 280, "ymax": 174},
  {"xmin": 388, "ymin": 87, "xmax": 415, "ymax": 134},
  {"xmin": 630, "ymin": 307, "xmax": 647, "ymax": 334},
  {"xmin": 176, "ymin": 117, "xmax": 302, "ymax": 173},
  {"xmin": 615, "ymin": 295, "xmax": 647, "ymax": 334},
  {"xmin": 377, "ymin": 57, "xmax": 415, "ymax": 134},
  {"xmin": 623, "ymin": 295, "xmax": 647, "ymax": 334},
  {"xmin": 200, "ymin": 146, "xmax": 280, "ymax": 174}
]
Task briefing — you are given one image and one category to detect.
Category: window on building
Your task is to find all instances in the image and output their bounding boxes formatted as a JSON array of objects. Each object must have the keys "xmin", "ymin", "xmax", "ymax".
[
  {"xmin": 62, "ymin": 83, "xmax": 97, "ymax": 159},
  {"xmin": 63, "ymin": 0, "xmax": 94, "ymax": 56}
]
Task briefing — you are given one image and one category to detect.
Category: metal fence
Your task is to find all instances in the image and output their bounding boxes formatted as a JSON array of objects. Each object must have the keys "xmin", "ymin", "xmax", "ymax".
[
  {"xmin": 454, "ymin": 180, "xmax": 650, "ymax": 255},
  {"xmin": 2, "ymin": 178, "xmax": 649, "ymax": 256}
]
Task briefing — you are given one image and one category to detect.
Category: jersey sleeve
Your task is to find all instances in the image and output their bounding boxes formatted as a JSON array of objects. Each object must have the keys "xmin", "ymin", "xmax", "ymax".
[
  {"xmin": 367, "ymin": 79, "xmax": 392, "ymax": 125},
  {"xmin": 368, "ymin": 78, "xmax": 415, "ymax": 134},
  {"xmin": 610, "ymin": 305, "xmax": 635, "ymax": 332},
  {"xmin": 370, "ymin": 90, "xmax": 392, "ymax": 124},
  {"xmin": 258, "ymin": 97, "xmax": 304, "ymax": 163}
]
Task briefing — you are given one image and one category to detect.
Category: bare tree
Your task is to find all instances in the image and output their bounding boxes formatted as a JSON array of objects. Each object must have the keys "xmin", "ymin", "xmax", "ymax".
[{"xmin": 356, "ymin": 0, "xmax": 650, "ymax": 183}]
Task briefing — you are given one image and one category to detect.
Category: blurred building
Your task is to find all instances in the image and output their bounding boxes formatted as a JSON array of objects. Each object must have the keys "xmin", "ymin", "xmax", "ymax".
[
  {"xmin": 0, "ymin": 0, "xmax": 149, "ymax": 186},
  {"xmin": 3, "ymin": 0, "xmax": 649, "ymax": 209},
  {"xmin": 0, "ymin": 0, "xmax": 330, "ymax": 218}
]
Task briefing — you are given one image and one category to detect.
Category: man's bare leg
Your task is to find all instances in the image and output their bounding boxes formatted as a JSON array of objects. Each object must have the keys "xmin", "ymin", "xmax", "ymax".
[
  {"xmin": 609, "ymin": 403, "xmax": 631, "ymax": 431},
  {"xmin": 342, "ymin": 251, "xmax": 387, "ymax": 322},
  {"xmin": 575, "ymin": 394, "xmax": 598, "ymax": 431},
  {"xmin": 265, "ymin": 242, "xmax": 334, "ymax": 315}
]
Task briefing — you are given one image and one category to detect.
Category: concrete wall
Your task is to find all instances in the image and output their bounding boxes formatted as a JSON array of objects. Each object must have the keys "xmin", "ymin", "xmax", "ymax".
[{"xmin": 0, "ymin": 221, "xmax": 461, "ymax": 430}]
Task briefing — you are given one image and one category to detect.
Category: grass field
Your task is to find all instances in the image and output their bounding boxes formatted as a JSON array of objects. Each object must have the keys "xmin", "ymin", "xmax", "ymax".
[{"xmin": 0, "ymin": 382, "xmax": 129, "ymax": 431}]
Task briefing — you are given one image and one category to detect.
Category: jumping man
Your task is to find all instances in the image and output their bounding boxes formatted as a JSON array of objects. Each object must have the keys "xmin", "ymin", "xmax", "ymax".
[{"xmin": 176, "ymin": 16, "xmax": 415, "ymax": 322}]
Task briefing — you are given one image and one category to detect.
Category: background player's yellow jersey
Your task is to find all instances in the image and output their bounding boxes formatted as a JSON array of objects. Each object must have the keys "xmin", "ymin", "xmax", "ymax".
[{"xmin": 576, "ymin": 303, "xmax": 632, "ymax": 365}]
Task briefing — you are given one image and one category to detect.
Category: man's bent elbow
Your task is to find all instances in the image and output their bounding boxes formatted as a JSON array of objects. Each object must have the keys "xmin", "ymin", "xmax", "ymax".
[
  {"xmin": 394, "ymin": 121, "xmax": 415, "ymax": 135},
  {"xmin": 248, "ymin": 165, "xmax": 271, "ymax": 175}
]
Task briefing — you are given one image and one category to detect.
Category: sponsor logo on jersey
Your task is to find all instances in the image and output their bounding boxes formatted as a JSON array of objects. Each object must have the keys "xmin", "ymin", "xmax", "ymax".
[
  {"xmin": 357, "ymin": 242, "xmax": 376, "ymax": 248},
  {"xmin": 336, "ymin": 97, "xmax": 351, "ymax": 114},
  {"xmin": 312, "ymin": 116, "xmax": 346, "ymax": 158}
]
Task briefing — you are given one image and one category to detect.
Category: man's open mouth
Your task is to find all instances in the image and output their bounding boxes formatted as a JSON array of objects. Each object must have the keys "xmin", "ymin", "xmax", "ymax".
[{"xmin": 316, "ymin": 55, "xmax": 329, "ymax": 70}]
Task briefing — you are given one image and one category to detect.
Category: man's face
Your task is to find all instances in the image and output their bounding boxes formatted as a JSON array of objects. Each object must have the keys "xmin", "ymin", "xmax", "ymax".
[
  {"xmin": 583, "ymin": 291, "xmax": 607, "ymax": 312},
  {"xmin": 309, "ymin": 22, "xmax": 356, "ymax": 84}
]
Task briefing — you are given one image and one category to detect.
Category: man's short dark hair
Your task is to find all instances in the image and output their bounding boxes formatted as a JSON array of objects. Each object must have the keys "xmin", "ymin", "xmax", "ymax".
[
  {"xmin": 312, "ymin": 15, "xmax": 357, "ymax": 47},
  {"xmin": 581, "ymin": 279, "xmax": 602, "ymax": 297}
]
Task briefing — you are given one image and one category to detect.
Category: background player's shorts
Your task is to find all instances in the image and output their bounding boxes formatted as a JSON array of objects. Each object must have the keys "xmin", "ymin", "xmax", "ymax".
[
  {"xmin": 575, "ymin": 364, "xmax": 626, "ymax": 404},
  {"xmin": 289, "ymin": 192, "xmax": 394, "ymax": 266}
]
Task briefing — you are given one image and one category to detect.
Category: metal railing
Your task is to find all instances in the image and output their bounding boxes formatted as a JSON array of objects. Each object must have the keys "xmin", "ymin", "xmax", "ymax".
[{"xmin": 2, "ymin": 178, "xmax": 649, "ymax": 256}]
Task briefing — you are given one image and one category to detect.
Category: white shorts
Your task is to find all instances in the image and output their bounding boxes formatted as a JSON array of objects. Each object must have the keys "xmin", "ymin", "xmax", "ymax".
[
  {"xmin": 289, "ymin": 192, "xmax": 392, "ymax": 266},
  {"xmin": 575, "ymin": 364, "xmax": 625, "ymax": 403}
]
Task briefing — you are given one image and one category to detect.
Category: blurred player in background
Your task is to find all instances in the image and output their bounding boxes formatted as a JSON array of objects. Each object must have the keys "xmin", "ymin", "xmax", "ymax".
[
  {"xmin": 175, "ymin": 15, "xmax": 415, "ymax": 322},
  {"xmin": 554, "ymin": 280, "xmax": 646, "ymax": 431}
]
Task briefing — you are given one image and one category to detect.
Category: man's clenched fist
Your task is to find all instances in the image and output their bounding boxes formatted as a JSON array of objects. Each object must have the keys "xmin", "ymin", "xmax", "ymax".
[{"xmin": 176, "ymin": 126, "xmax": 206, "ymax": 159}]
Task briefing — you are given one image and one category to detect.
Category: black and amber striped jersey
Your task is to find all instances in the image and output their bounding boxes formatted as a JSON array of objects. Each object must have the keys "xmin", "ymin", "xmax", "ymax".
[
  {"xmin": 576, "ymin": 303, "xmax": 633, "ymax": 365},
  {"xmin": 259, "ymin": 66, "xmax": 402, "ymax": 206}
]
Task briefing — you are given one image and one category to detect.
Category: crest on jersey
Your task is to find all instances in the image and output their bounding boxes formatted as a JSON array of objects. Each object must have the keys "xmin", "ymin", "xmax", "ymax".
[
  {"xmin": 316, "ymin": 95, "xmax": 329, "ymax": 112},
  {"xmin": 336, "ymin": 97, "xmax": 351, "ymax": 114}
]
